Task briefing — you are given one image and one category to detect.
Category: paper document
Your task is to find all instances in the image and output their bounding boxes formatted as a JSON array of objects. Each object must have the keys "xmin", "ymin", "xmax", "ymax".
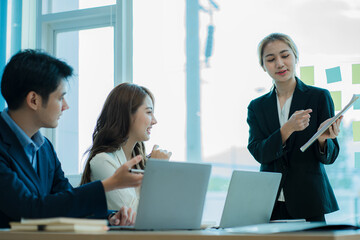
[
  {"xmin": 223, "ymin": 222, "xmax": 359, "ymax": 234},
  {"xmin": 224, "ymin": 222, "xmax": 325, "ymax": 234},
  {"xmin": 300, "ymin": 94, "xmax": 359, "ymax": 152}
]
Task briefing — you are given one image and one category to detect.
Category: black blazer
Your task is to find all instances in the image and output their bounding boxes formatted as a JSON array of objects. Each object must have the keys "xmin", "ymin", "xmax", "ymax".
[
  {"xmin": 0, "ymin": 114, "xmax": 108, "ymax": 228},
  {"xmin": 247, "ymin": 78, "xmax": 339, "ymax": 218}
]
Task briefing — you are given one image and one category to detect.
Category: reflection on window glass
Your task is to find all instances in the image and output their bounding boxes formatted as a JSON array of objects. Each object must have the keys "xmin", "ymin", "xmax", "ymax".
[
  {"xmin": 43, "ymin": 0, "xmax": 115, "ymax": 14},
  {"xmin": 55, "ymin": 27, "xmax": 114, "ymax": 175},
  {"xmin": 135, "ymin": 0, "xmax": 360, "ymax": 225}
]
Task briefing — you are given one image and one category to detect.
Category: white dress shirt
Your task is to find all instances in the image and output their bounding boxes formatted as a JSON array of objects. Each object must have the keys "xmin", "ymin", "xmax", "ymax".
[
  {"xmin": 90, "ymin": 148, "xmax": 140, "ymax": 211},
  {"xmin": 276, "ymin": 93, "xmax": 293, "ymax": 202}
]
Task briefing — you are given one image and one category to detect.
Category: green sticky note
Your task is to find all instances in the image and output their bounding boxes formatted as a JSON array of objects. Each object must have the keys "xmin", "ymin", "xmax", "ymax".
[
  {"xmin": 326, "ymin": 66, "xmax": 342, "ymax": 83},
  {"xmin": 300, "ymin": 66, "xmax": 314, "ymax": 85},
  {"xmin": 353, "ymin": 121, "xmax": 360, "ymax": 142},
  {"xmin": 355, "ymin": 152, "xmax": 360, "ymax": 168},
  {"xmin": 330, "ymin": 91, "xmax": 341, "ymax": 111},
  {"xmin": 353, "ymin": 64, "xmax": 360, "ymax": 84},
  {"xmin": 354, "ymin": 94, "xmax": 360, "ymax": 110}
]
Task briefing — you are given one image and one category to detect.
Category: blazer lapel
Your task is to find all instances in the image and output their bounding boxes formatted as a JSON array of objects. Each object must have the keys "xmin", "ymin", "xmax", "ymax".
[
  {"xmin": 289, "ymin": 78, "xmax": 311, "ymax": 116},
  {"xmin": 36, "ymin": 149, "xmax": 48, "ymax": 194},
  {"xmin": 287, "ymin": 78, "xmax": 311, "ymax": 146},
  {"xmin": 0, "ymin": 117, "xmax": 42, "ymax": 194},
  {"xmin": 262, "ymin": 89, "xmax": 281, "ymax": 134},
  {"xmin": 8, "ymin": 145, "xmax": 42, "ymax": 193}
]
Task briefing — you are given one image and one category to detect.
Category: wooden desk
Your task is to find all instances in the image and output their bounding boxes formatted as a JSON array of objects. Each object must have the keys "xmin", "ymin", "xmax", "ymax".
[{"xmin": 1, "ymin": 229, "xmax": 360, "ymax": 240}]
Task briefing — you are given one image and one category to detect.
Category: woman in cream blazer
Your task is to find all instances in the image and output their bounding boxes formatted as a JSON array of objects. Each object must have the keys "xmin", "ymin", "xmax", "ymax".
[{"xmin": 80, "ymin": 83, "xmax": 171, "ymax": 211}]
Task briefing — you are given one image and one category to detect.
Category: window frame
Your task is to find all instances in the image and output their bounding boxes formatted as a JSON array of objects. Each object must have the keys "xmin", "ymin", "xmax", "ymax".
[{"xmin": 35, "ymin": 0, "xmax": 133, "ymax": 149}]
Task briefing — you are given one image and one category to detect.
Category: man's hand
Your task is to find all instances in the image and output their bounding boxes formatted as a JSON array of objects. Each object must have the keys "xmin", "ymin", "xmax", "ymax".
[
  {"xmin": 108, "ymin": 206, "xmax": 136, "ymax": 226},
  {"xmin": 102, "ymin": 156, "xmax": 143, "ymax": 192}
]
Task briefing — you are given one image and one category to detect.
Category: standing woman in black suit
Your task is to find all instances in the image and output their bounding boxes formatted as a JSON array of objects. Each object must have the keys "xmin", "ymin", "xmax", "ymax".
[{"xmin": 247, "ymin": 33, "xmax": 343, "ymax": 222}]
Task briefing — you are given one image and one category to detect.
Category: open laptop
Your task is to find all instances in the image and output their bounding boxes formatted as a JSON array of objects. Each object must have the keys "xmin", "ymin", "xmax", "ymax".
[
  {"xmin": 218, "ymin": 170, "xmax": 282, "ymax": 228},
  {"xmin": 111, "ymin": 159, "xmax": 211, "ymax": 230}
]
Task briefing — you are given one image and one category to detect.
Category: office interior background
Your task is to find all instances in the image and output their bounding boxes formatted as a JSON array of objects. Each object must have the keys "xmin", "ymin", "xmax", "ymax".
[{"xmin": 1, "ymin": 0, "xmax": 360, "ymax": 224}]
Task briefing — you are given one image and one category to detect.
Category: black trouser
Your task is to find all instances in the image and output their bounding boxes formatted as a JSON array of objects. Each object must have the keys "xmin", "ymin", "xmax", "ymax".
[{"xmin": 270, "ymin": 201, "xmax": 325, "ymax": 222}]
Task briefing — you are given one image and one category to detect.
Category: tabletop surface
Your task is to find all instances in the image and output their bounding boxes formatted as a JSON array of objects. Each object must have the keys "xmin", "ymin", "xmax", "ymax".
[{"xmin": 1, "ymin": 229, "xmax": 360, "ymax": 240}]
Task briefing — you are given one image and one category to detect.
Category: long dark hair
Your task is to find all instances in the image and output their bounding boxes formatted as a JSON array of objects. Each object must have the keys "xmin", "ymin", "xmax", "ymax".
[{"xmin": 80, "ymin": 83, "xmax": 154, "ymax": 185}]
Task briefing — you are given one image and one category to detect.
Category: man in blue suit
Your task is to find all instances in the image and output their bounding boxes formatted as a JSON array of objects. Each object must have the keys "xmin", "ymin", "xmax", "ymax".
[{"xmin": 0, "ymin": 50, "xmax": 143, "ymax": 228}]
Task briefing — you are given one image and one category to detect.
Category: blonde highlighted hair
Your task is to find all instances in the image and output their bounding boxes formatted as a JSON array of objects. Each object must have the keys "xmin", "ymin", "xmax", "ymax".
[{"xmin": 257, "ymin": 33, "xmax": 298, "ymax": 67}]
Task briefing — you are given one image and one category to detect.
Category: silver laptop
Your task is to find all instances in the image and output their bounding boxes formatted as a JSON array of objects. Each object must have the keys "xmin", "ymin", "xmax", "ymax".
[
  {"xmin": 219, "ymin": 170, "xmax": 282, "ymax": 228},
  {"xmin": 111, "ymin": 159, "xmax": 211, "ymax": 230}
]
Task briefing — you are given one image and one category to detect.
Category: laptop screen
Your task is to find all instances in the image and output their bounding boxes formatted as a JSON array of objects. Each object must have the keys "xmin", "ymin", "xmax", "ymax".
[
  {"xmin": 219, "ymin": 170, "xmax": 281, "ymax": 228},
  {"xmin": 133, "ymin": 159, "xmax": 212, "ymax": 230}
]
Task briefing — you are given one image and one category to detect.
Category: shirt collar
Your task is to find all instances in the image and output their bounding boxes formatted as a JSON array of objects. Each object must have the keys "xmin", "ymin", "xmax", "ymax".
[{"xmin": 1, "ymin": 108, "xmax": 44, "ymax": 150}]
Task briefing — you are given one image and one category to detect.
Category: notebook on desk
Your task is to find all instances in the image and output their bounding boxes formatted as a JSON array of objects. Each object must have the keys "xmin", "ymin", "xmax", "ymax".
[
  {"xmin": 218, "ymin": 170, "xmax": 282, "ymax": 228},
  {"xmin": 110, "ymin": 159, "xmax": 212, "ymax": 231}
]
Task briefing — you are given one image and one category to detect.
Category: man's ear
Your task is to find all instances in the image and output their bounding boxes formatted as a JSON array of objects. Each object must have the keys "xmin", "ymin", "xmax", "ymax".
[{"xmin": 26, "ymin": 91, "xmax": 41, "ymax": 110}]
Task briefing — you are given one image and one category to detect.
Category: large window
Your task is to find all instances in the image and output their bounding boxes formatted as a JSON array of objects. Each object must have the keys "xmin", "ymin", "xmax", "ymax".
[
  {"xmin": 133, "ymin": 0, "xmax": 360, "ymax": 224},
  {"xmin": 55, "ymin": 27, "xmax": 114, "ymax": 173},
  {"xmin": 32, "ymin": 0, "xmax": 360, "ymax": 224},
  {"xmin": 37, "ymin": 0, "xmax": 123, "ymax": 174},
  {"xmin": 133, "ymin": 0, "xmax": 186, "ymax": 162}
]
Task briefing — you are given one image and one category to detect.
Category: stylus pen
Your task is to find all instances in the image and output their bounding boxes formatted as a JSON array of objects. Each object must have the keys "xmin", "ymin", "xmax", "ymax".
[{"xmin": 129, "ymin": 169, "xmax": 144, "ymax": 174}]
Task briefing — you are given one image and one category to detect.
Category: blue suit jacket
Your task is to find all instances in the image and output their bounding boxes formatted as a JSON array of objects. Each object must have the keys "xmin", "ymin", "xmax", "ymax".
[
  {"xmin": 0, "ymin": 114, "xmax": 108, "ymax": 228},
  {"xmin": 247, "ymin": 78, "xmax": 339, "ymax": 218}
]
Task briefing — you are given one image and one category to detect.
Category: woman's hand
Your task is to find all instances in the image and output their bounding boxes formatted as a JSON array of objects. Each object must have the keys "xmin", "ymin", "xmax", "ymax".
[
  {"xmin": 318, "ymin": 116, "xmax": 343, "ymax": 144},
  {"xmin": 280, "ymin": 109, "xmax": 312, "ymax": 143},
  {"xmin": 108, "ymin": 206, "xmax": 136, "ymax": 226},
  {"xmin": 287, "ymin": 109, "xmax": 313, "ymax": 132},
  {"xmin": 149, "ymin": 145, "xmax": 172, "ymax": 160}
]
